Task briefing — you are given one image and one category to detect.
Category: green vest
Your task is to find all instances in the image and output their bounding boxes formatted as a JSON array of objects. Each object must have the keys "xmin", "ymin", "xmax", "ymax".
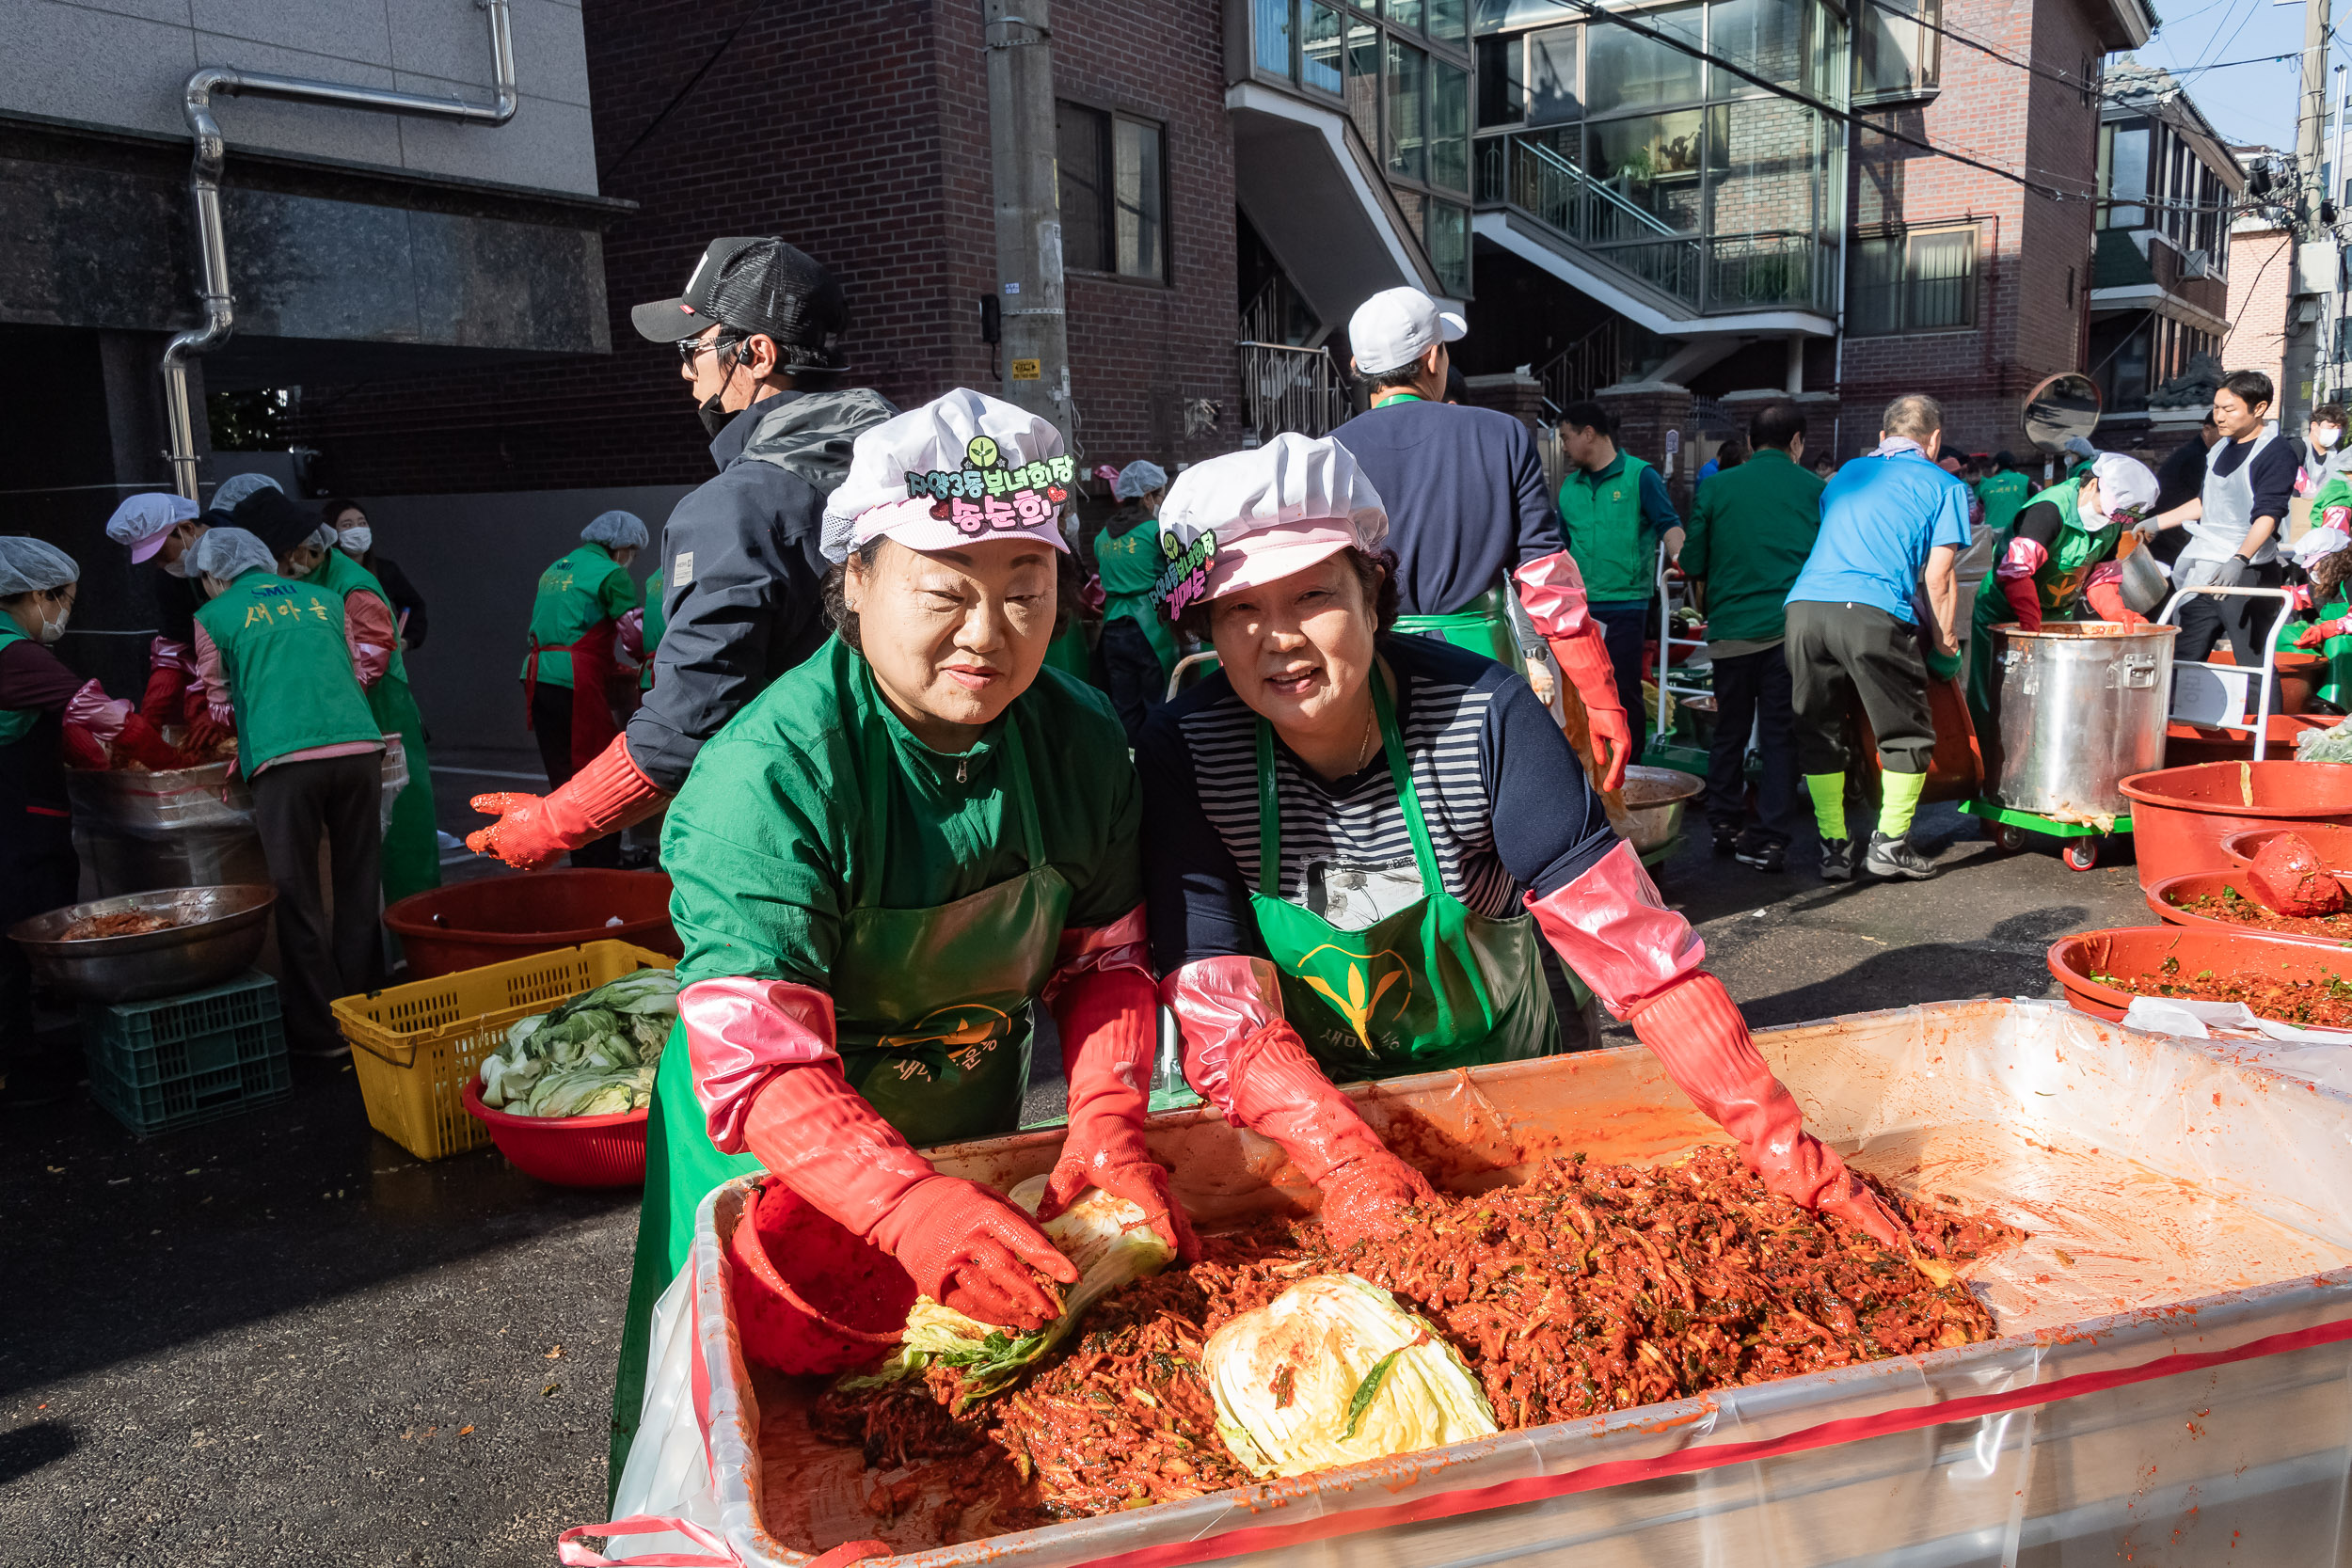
[
  {"xmin": 195, "ymin": 571, "xmax": 382, "ymax": 769},
  {"xmin": 1093, "ymin": 519, "xmax": 1180, "ymax": 676},
  {"xmin": 2000, "ymin": 477, "xmax": 2117, "ymax": 616},
  {"xmin": 310, "ymin": 548, "xmax": 408, "ymax": 683},
  {"xmin": 521, "ymin": 544, "xmax": 630, "ymax": 689},
  {"xmin": 0, "ymin": 624, "xmax": 37, "ymax": 746},
  {"xmin": 1976, "ymin": 470, "xmax": 2032, "ymax": 539},
  {"xmin": 1557, "ymin": 454, "xmax": 1658, "ymax": 602}
]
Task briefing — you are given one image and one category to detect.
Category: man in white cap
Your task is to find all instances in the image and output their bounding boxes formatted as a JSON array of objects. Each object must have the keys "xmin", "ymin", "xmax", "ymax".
[
  {"xmin": 469, "ymin": 235, "xmax": 898, "ymax": 871},
  {"xmin": 1331, "ymin": 286, "xmax": 1632, "ymax": 793}
]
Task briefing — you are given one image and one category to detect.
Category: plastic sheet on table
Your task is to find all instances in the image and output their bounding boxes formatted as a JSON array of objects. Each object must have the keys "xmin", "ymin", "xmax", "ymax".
[
  {"xmin": 67, "ymin": 736, "xmax": 408, "ymax": 839},
  {"xmin": 613, "ymin": 1000, "xmax": 2352, "ymax": 1568}
]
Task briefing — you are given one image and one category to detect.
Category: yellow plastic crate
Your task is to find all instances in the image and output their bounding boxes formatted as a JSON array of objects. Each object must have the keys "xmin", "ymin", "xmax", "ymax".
[{"xmin": 332, "ymin": 940, "xmax": 675, "ymax": 1162}]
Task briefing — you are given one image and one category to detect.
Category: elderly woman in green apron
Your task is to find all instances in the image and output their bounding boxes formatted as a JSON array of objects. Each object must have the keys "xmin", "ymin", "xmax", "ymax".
[
  {"xmin": 611, "ymin": 388, "xmax": 1187, "ymax": 1477},
  {"xmin": 284, "ymin": 521, "xmax": 441, "ymax": 903},
  {"xmin": 2289, "ymin": 470, "xmax": 2352, "ymax": 704},
  {"xmin": 1136, "ymin": 435, "xmax": 1903, "ymax": 1249},
  {"xmin": 1963, "ymin": 452, "xmax": 2160, "ymax": 742},
  {"xmin": 1093, "ymin": 458, "xmax": 1177, "ymax": 742}
]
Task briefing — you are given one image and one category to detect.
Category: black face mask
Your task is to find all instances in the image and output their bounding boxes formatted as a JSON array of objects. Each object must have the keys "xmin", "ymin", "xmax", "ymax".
[{"xmin": 698, "ymin": 392, "xmax": 733, "ymax": 440}]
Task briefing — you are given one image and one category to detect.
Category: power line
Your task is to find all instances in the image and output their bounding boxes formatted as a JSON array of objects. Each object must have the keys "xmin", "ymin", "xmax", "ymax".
[{"xmin": 1862, "ymin": 0, "xmax": 2086, "ymax": 92}]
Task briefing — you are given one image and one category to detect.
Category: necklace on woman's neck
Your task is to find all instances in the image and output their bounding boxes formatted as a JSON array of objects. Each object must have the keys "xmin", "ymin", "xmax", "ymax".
[{"xmin": 1352, "ymin": 694, "xmax": 1377, "ymax": 772}]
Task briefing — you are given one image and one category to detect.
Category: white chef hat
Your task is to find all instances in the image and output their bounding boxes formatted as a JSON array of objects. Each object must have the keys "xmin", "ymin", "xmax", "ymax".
[
  {"xmin": 105, "ymin": 493, "xmax": 201, "ymax": 563},
  {"xmin": 820, "ymin": 388, "xmax": 1073, "ymax": 563},
  {"xmin": 1152, "ymin": 434, "xmax": 1386, "ymax": 616},
  {"xmin": 2087, "ymin": 452, "xmax": 2158, "ymax": 524}
]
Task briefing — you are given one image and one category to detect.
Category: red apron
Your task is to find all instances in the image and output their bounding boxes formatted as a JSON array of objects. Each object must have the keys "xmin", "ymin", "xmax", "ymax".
[{"xmin": 524, "ymin": 620, "xmax": 622, "ymax": 775}]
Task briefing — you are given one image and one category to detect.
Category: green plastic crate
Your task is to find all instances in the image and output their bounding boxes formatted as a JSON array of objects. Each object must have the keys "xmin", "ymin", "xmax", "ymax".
[{"xmin": 80, "ymin": 971, "xmax": 290, "ymax": 1137}]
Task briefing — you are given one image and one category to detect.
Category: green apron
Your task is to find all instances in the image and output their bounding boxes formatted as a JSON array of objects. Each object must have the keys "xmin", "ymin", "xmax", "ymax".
[
  {"xmin": 609, "ymin": 721, "xmax": 1070, "ymax": 1483},
  {"xmin": 0, "ymin": 625, "xmax": 38, "ymax": 745},
  {"xmin": 1095, "ymin": 521, "xmax": 1181, "ymax": 677},
  {"xmin": 1964, "ymin": 478, "xmax": 2117, "ymax": 736},
  {"xmin": 1042, "ymin": 621, "xmax": 1095, "ymax": 685},
  {"xmin": 1391, "ymin": 585, "xmax": 1518, "ymax": 666},
  {"xmin": 1249, "ymin": 668, "xmax": 1557, "ymax": 1080},
  {"xmin": 314, "ymin": 550, "xmax": 438, "ymax": 903}
]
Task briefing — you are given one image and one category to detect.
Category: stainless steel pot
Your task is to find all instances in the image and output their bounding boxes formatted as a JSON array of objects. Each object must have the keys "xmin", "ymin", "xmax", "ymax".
[
  {"xmin": 1618, "ymin": 765, "xmax": 1705, "ymax": 851},
  {"xmin": 9, "ymin": 885, "xmax": 276, "ymax": 1003},
  {"xmin": 1991, "ymin": 621, "xmax": 2176, "ymax": 819}
]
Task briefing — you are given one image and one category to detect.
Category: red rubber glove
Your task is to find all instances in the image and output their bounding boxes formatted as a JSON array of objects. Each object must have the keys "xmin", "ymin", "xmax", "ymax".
[
  {"xmin": 1040, "ymin": 966, "xmax": 1199, "ymax": 1260},
  {"xmin": 1514, "ymin": 552, "xmax": 1630, "ymax": 792},
  {"xmin": 1998, "ymin": 571, "xmax": 2041, "ymax": 632},
  {"xmin": 467, "ymin": 735, "xmax": 667, "ymax": 870},
  {"xmin": 139, "ymin": 638, "xmax": 194, "ymax": 729},
  {"xmin": 114, "ymin": 712, "xmax": 191, "ymax": 771},
  {"xmin": 2298, "ymin": 617, "xmax": 2347, "ymax": 650},
  {"xmin": 743, "ymin": 1058, "xmax": 1077, "ymax": 1330},
  {"xmin": 184, "ymin": 707, "xmax": 233, "ymax": 756},
  {"xmin": 1525, "ymin": 845, "xmax": 1902, "ymax": 1247},
  {"xmin": 1164, "ymin": 957, "xmax": 1434, "ymax": 1248},
  {"xmin": 2080, "ymin": 563, "xmax": 2147, "ymax": 628}
]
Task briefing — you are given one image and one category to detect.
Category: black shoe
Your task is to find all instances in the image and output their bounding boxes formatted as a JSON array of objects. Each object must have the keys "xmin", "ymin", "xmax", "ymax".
[
  {"xmin": 1820, "ymin": 837, "xmax": 1855, "ymax": 882},
  {"xmin": 1710, "ymin": 820, "xmax": 1741, "ymax": 857},
  {"xmin": 1734, "ymin": 833, "xmax": 1787, "ymax": 873},
  {"xmin": 1864, "ymin": 831, "xmax": 1939, "ymax": 879}
]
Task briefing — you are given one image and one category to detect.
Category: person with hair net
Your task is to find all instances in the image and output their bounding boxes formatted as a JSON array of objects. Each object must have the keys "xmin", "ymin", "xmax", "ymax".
[
  {"xmin": 607, "ymin": 388, "xmax": 1168, "ymax": 1485},
  {"xmin": 190, "ymin": 528, "xmax": 385, "ymax": 1055},
  {"xmin": 500, "ymin": 511, "xmax": 646, "ymax": 869},
  {"xmin": 103, "ymin": 492, "xmax": 210, "ymax": 730},
  {"xmin": 470, "ymin": 236, "xmax": 898, "ymax": 873},
  {"xmin": 0, "ymin": 537, "xmax": 191, "ymax": 1103},
  {"xmin": 1092, "ymin": 457, "xmax": 1174, "ymax": 742},
  {"xmin": 291, "ymin": 507, "xmax": 441, "ymax": 902}
]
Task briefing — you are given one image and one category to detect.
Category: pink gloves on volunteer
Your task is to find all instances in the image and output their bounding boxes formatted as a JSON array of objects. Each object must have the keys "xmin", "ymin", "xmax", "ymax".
[
  {"xmin": 63, "ymin": 679, "xmax": 185, "ymax": 771},
  {"xmin": 1513, "ymin": 552, "xmax": 1632, "ymax": 793}
]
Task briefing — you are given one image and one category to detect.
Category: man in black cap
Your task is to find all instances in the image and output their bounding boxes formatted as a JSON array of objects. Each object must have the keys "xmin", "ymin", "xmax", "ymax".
[{"xmin": 468, "ymin": 237, "xmax": 898, "ymax": 868}]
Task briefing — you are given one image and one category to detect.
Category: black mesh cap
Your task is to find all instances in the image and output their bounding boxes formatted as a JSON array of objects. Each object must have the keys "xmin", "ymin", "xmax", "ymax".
[{"xmin": 629, "ymin": 236, "xmax": 847, "ymax": 367}]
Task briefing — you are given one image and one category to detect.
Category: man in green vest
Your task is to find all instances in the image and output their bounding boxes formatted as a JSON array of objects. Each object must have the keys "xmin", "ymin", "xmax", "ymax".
[
  {"xmin": 189, "ymin": 527, "xmax": 386, "ymax": 1056},
  {"xmin": 1976, "ymin": 451, "xmax": 2033, "ymax": 540},
  {"xmin": 1555, "ymin": 399, "xmax": 1683, "ymax": 722},
  {"xmin": 518, "ymin": 512, "xmax": 645, "ymax": 868}
]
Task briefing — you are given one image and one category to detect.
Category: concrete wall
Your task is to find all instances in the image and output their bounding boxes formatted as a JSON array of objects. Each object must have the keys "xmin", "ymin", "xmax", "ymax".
[
  {"xmin": 0, "ymin": 0, "xmax": 596, "ymax": 197},
  {"xmin": 344, "ymin": 483, "xmax": 691, "ymax": 752}
]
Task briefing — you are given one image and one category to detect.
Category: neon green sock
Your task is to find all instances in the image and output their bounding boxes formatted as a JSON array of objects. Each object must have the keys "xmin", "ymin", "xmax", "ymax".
[
  {"xmin": 1804, "ymin": 773, "xmax": 1847, "ymax": 841},
  {"xmin": 1878, "ymin": 768, "xmax": 1929, "ymax": 838}
]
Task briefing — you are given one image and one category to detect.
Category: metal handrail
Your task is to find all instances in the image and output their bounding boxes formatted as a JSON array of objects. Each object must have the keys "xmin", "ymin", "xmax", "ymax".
[
  {"xmin": 2155, "ymin": 585, "xmax": 2295, "ymax": 762},
  {"xmin": 1653, "ymin": 542, "xmax": 1710, "ymax": 747},
  {"xmin": 1236, "ymin": 340, "xmax": 1351, "ymax": 443},
  {"xmin": 1517, "ymin": 136, "xmax": 1681, "ymax": 241}
]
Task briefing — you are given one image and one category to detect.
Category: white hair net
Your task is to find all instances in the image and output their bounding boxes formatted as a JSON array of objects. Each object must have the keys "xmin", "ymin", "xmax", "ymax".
[
  {"xmin": 0, "ymin": 536, "xmax": 80, "ymax": 597},
  {"xmin": 1114, "ymin": 459, "xmax": 1169, "ymax": 500},
  {"xmin": 581, "ymin": 510, "xmax": 649, "ymax": 550},
  {"xmin": 104, "ymin": 493, "xmax": 199, "ymax": 548},
  {"xmin": 211, "ymin": 473, "xmax": 284, "ymax": 512},
  {"xmin": 191, "ymin": 527, "xmax": 278, "ymax": 583},
  {"xmin": 302, "ymin": 523, "xmax": 339, "ymax": 553}
]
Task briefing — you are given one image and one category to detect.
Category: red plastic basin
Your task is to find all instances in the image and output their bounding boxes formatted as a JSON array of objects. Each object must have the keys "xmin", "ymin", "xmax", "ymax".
[
  {"xmin": 461, "ymin": 1079, "xmax": 647, "ymax": 1187},
  {"xmin": 728, "ymin": 1176, "xmax": 916, "ymax": 1375},
  {"xmin": 2143, "ymin": 870, "xmax": 2352, "ymax": 949},
  {"xmin": 2047, "ymin": 924, "xmax": 2352, "ymax": 1022},
  {"xmin": 2118, "ymin": 761, "xmax": 2352, "ymax": 892},
  {"xmin": 2222, "ymin": 824, "xmax": 2352, "ymax": 879},
  {"xmin": 387, "ymin": 869, "xmax": 678, "ymax": 979}
]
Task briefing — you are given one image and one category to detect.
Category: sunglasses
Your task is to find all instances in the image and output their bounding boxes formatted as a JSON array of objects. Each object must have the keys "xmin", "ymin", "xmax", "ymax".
[{"xmin": 675, "ymin": 333, "xmax": 743, "ymax": 368}]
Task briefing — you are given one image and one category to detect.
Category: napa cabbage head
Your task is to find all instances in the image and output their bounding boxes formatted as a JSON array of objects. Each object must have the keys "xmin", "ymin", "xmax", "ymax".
[{"xmin": 1203, "ymin": 1274, "xmax": 1496, "ymax": 1478}]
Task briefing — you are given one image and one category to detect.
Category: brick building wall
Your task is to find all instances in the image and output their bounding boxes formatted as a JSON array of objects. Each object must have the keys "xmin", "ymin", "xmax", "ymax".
[
  {"xmin": 1836, "ymin": 0, "xmax": 2106, "ymax": 461},
  {"xmin": 291, "ymin": 0, "xmax": 1238, "ymax": 496},
  {"xmin": 2224, "ymin": 219, "xmax": 2292, "ymax": 399}
]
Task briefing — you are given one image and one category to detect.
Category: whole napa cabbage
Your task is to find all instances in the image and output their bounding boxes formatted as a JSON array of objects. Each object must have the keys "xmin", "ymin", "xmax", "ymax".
[{"xmin": 1203, "ymin": 1273, "xmax": 1497, "ymax": 1478}]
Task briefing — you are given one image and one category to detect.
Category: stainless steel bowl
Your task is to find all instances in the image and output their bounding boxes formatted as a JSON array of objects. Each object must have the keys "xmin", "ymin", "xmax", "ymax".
[
  {"xmin": 1618, "ymin": 765, "xmax": 1706, "ymax": 852},
  {"xmin": 9, "ymin": 884, "xmax": 276, "ymax": 1003}
]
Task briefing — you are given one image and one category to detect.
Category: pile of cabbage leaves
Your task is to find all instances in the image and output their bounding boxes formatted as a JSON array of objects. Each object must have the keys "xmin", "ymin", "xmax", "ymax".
[{"xmin": 476, "ymin": 968, "xmax": 675, "ymax": 1117}]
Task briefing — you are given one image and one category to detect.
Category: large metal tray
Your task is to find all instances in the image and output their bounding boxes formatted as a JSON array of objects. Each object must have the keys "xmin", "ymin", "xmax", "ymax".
[{"xmin": 673, "ymin": 999, "xmax": 2352, "ymax": 1567}]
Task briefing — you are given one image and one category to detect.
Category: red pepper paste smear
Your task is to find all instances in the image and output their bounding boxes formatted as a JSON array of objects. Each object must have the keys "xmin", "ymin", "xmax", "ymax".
[
  {"xmin": 810, "ymin": 1148, "xmax": 2022, "ymax": 1537},
  {"xmin": 2088, "ymin": 956, "xmax": 2352, "ymax": 1030},
  {"xmin": 2172, "ymin": 886, "xmax": 2352, "ymax": 941}
]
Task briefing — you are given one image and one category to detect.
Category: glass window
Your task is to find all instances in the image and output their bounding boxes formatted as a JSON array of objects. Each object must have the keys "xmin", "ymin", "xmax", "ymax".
[
  {"xmin": 1303, "ymin": 2, "xmax": 1346, "ymax": 93},
  {"xmin": 1390, "ymin": 0, "xmax": 1423, "ymax": 31},
  {"xmin": 1430, "ymin": 59, "xmax": 1470, "ymax": 191},
  {"xmin": 1057, "ymin": 103, "xmax": 1107, "ymax": 277},
  {"xmin": 1388, "ymin": 36, "xmax": 1427, "ymax": 182},
  {"xmin": 1346, "ymin": 20, "xmax": 1382, "ymax": 150},
  {"xmin": 1477, "ymin": 34, "xmax": 1524, "ymax": 126},
  {"xmin": 1528, "ymin": 25, "xmax": 1581, "ymax": 125},
  {"xmin": 2104, "ymin": 121, "xmax": 2150, "ymax": 228},
  {"xmin": 1855, "ymin": 0, "xmax": 1940, "ymax": 101},
  {"xmin": 1849, "ymin": 226, "xmax": 1976, "ymax": 334},
  {"xmin": 1427, "ymin": 198, "xmax": 1470, "ymax": 294},
  {"xmin": 1254, "ymin": 0, "xmax": 1294, "ymax": 78},
  {"xmin": 1705, "ymin": 98, "xmax": 1820, "ymax": 240},
  {"xmin": 1708, "ymin": 0, "xmax": 1808, "ymax": 89},
  {"xmin": 1428, "ymin": 0, "xmax": 1470, "ymax": 49},
  {"xmin": 1588, "ymin": 110, "xmax": 1705, "ymax": 238},
  {"xmin": 1585, "ymin": 5, "xmax": 1705, "ymax": 115},
  {"xmin": 1849, "ymin": 236, "xmax": 1902, "ymax": 335},
  {"xmin": 1114, "ymin": 119, "xmax": 1165, "ymax": 281}
]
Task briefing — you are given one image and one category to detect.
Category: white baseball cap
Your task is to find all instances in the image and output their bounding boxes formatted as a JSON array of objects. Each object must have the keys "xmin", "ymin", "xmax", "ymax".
[
  {"xmin": 820, "ymin": 388, "xmax": 1073, "ymax": 562},
  {"xmin": 1348, "ymin": 286, "xmax": 1467, "ymax": 379},
  {"xmin": 1153, "ymin": 434, "xmax": 1387, "ymax": 616}
]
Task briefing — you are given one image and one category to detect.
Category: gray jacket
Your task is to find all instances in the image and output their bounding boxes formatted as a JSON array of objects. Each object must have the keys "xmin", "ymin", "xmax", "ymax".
[{"xmin": 624, "ymin": 386, "xmax": 897, "ymax": 793}]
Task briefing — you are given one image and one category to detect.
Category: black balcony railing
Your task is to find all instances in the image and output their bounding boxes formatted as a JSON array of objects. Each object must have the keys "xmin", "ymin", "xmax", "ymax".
[{"xmin": 1239, "ymin": 341, "xmax": 1353, "ymax": 442}]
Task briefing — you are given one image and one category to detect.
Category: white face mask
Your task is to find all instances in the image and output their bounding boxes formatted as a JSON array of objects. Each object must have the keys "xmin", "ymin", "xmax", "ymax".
[
  {"xmin": 161, "ymin": 555, "xmax": 190, "ymax": 578},
  {"xmin": 337, "ymin": 524, "xmax": 373, "ymax": 555},
  {"xmin": 35, "ymin": 604, "xmax": 68, "ymax": 643},
  {"xmin": 2318, "ymin": 425, "xmax": 2344, "ymax": 451}
]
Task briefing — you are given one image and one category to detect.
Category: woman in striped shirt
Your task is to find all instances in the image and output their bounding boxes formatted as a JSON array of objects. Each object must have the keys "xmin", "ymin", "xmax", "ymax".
[{"xmin": 1136, "ymin": 435, "xmax": 1901, "ymax": 1249}]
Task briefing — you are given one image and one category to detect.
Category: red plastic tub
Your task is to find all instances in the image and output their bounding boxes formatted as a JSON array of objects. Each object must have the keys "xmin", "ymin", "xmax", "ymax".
[
  {"xmin": 387, "ymin": 869, "xmax": 678, "ymax": 979},
  {"xmin": 461, "ymin": 1079, "xmax": 648, "ymax": 1186},
  {"xmin": 2118, "ymin": 761, "xmax": 2352, "ymax": 891},
  {"xmin": 2143, "ymin": 870, "xmax": 2352, "ymax": 948},
  {"xmin": 727, "ymin": 1176, "xmax": 915, "ymax": 1374},
  {"xmin": 2222, "ymin": 823, "xmax": 2352, "ymax": 878},
  {"xmin": 2046, "ymin": 924, "xmax": 2352, "ymax": 1022}
]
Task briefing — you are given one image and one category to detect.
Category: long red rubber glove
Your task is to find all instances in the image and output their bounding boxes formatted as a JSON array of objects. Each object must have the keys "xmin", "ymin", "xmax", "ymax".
[
  {"xmin": 64, "ymin": 680, "xmax": 185, "ymax": 769},
  {"xmin": 467, "ymin": 734, "xmax": 667, "ymax": 870},
  {"xmin": 115, "ymin": 712, "xmax": 191, "ymax": 771},
  {"xmin": 1164, "ymin": 956, "xmax": 1434, "ymax": 1247},
  {"xmin": 1526, "ymin": 843, "xmax": 1905, "ymax": 1247},
  {"xmin": 139, "ymin": 638, "xmax": 195, "ymax": 729},
  {"xmin": 1994, "ymin": 536, "xmax": 2047, "ymax": 633},
  {"xmin": 1514, "ymin": 552, "xmax": 1632, "ymax": 793},
  {"xmin": 1040, "ymin": 952, "xmax": 1199, "ymax": 1260},
  {"xmin": 2299, "ymin": 617, "xmax": 2349, "ymax": 649}
]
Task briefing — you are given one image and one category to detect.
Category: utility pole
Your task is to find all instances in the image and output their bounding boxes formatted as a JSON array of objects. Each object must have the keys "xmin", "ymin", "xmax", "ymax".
[
  {"xmin": 984, "ymin": 0, "xmax": 1073, "ymax": 451},
  {"xmin": 2284, "ymin": 0, "xmax": 2334, "ymax": 433}
]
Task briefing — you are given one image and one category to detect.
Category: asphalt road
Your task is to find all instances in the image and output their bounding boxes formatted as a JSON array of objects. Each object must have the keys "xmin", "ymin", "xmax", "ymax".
[{"xmin": 0, "ymin": 800, "xmax": 2153, "ymax": 1566}]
